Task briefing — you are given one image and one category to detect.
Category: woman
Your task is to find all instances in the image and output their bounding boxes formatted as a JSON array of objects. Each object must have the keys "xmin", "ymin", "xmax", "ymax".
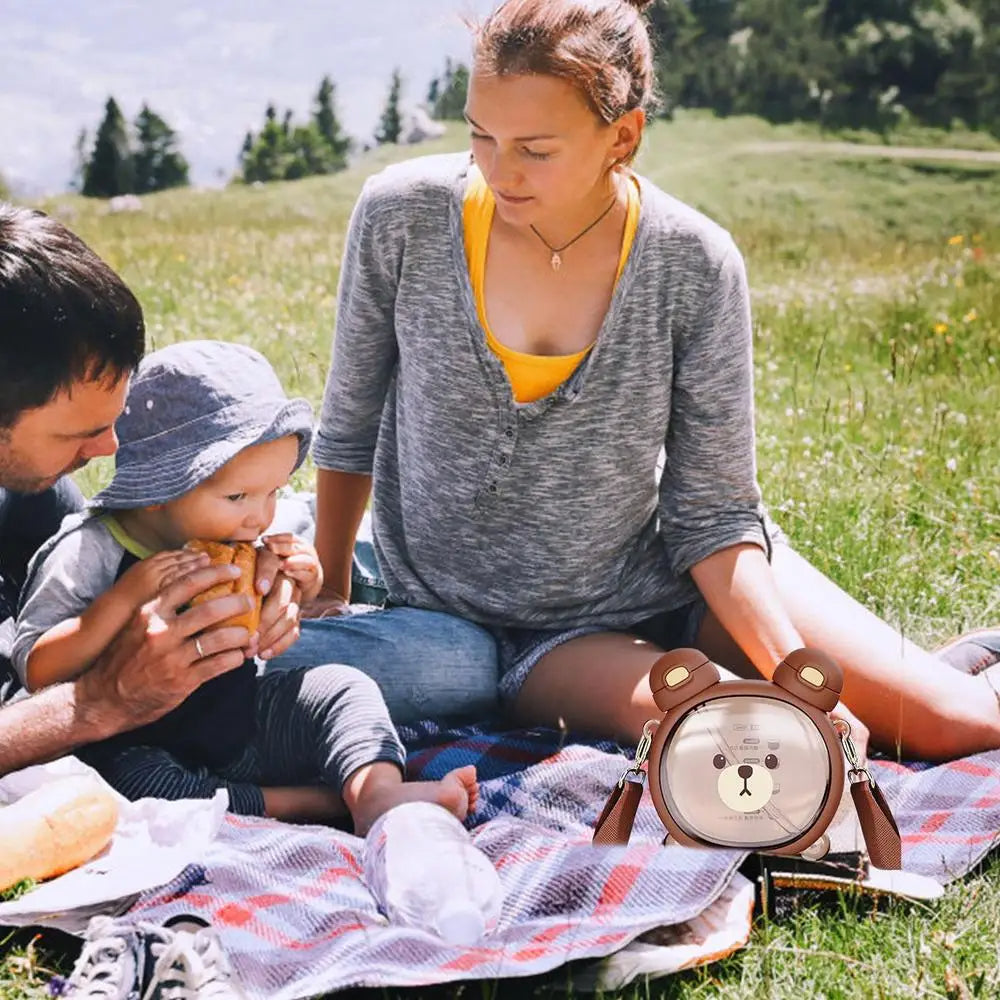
[{"xmin": 291, "ymin": 0, "xmax": 999, "ymax": 760}]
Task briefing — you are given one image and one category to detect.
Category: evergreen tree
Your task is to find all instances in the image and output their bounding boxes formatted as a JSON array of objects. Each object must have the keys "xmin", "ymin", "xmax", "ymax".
[
  {"xmin": 312, "ymin": 76, "xmax": 351, "ymax": 166},
  {"xmin": 83, "ymin": 97, "xmax": 134, "ymax": 198},
  {"xmin": 375, "ymin": 69, "xmax": 403, "ymax": 144},
  {"xmin": 242, "ymin": 113, "xmax": 290, "ymax": 183},
  {"xmin": 430, "ymin": 59, "xmax": 470, "ymax": 120},
  {"xmin": 70, "ymin": 128, "xmax": 89, "ymax": 192},
  {"xmin": 133, "ymin": 105, "xmax": 189, "ymax": 193}
]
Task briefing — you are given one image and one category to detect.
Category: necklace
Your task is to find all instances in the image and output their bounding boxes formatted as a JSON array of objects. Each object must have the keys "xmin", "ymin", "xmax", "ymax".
[{"xmin": 529, "ymin": 195, "xmax": 618, "ymax": 271}]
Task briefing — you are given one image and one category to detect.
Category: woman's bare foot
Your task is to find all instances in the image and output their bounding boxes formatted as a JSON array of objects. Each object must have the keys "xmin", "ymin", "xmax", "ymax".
[{"xmin": 346, "ymin": 763, "xmax": 479, "ymax": 836}]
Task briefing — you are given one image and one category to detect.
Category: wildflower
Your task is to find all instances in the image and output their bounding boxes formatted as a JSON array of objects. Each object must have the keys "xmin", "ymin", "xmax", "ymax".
[
  {"xmin": 945, "ymin": 457, "xmax": 958, "ymax": 472},
  {"xmin": 948, "ymin": 235, "xmax": 964, "ymax": 246},
  {"xmin": 934, "ymin": 322, "xmax": 948, "ymax": 335},
  {"xmin": 972, "ymin": 233, "xmax": 984, "ymax": 243},
  {"xmin": 963, "ymin": 309, "xmax": 978, "ymax": 323}
]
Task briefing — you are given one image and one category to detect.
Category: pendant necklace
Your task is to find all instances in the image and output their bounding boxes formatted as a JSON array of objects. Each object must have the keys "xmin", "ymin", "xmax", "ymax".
[{"xmin": 529, "ymin": 194, "xmax": 618, "ymax": 272}]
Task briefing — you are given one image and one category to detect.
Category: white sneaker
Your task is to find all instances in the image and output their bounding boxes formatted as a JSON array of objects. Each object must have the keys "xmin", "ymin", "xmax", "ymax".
[
  {"xmin": 138, "ymin": 915, "xmax": 247, "ymax": 1000},
  {"xmin": 64, "ymin": 915, "xmax": 142, "ymax": 999}
]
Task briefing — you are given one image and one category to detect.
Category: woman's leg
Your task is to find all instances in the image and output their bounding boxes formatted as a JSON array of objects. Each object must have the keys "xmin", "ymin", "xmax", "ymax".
[
  {"xmin": 263, "ymin": 607, "xmax": 499, "ymax": 724},
  {"xmin": 510, "ymin": 631, "xmax": 706, "ymax": 744},
  {"xmin": 697, "ymin": 544, "xmax": 1000, "ymax": 761}
]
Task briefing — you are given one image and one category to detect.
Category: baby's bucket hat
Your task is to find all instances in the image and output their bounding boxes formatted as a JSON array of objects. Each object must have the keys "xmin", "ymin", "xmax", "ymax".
[{"xmin": 91, "ymin": 340, "xmax": 313, "ymax": 509}]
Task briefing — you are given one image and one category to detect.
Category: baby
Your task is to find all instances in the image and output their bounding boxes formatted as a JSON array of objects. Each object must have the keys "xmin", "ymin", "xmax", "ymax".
[{"xmin": 13, "ymin": 340, "xmax": 476, "ymax": 833}]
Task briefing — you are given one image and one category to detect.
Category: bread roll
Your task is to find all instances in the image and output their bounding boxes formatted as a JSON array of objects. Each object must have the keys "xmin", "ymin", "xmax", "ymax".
[
  {"xmin": 186, "ymin": 539, "xmax": 261, "ymax": 633},
  {"xmin": 0, "ymin": 778, "xmax": 119, "ymax": 893}
]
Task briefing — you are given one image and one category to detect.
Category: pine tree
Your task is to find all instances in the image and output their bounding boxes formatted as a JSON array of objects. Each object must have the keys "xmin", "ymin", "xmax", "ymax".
[
  {"xmin": 70, "ymin": 128, "xmax": 89, "ymax": 191},
  {"xmin": 375, "ymin": 69, "xmax": 403, "ymax": 144},
  {"xmin": 133, "ymin": 105, "xmax": 189, "ymax": 193},
  {"xmin": 83, "ymin": 97, "xmax": 134, "ymax": 198},
  {"xmin": 312, "ymin": 75, "xmax": 350, "ymax": 166},
  {"xmin": 431, "ymin": 59, "xmax": 470, "ymax": 120}
]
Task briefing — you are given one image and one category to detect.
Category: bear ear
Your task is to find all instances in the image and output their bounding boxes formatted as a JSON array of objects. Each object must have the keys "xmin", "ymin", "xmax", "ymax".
[
  {"xmin": 649, "ymin": 648, "xmax": 721, "ymax": 712},
  {"xmin": 773, "ymin": 647, "xmax": 843, "ymax": 711}
]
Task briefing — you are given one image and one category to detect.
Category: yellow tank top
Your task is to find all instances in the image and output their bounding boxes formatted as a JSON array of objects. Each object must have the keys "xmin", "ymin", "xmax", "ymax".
[{"xmin": 463, "ymin": 167, "xmax": 640, "ymax": 403}]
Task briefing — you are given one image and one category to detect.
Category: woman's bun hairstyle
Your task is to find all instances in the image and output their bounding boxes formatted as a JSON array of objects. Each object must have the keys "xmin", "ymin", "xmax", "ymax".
[{"xmin": 473, "ymin": 0, "xmax": 657, "ymax": 164}]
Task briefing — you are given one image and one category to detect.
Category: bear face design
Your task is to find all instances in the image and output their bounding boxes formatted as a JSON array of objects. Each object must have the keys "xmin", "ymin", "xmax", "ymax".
[{"xmin": 657, "ymin": 695, "xmax": 833, "ymax": 849}]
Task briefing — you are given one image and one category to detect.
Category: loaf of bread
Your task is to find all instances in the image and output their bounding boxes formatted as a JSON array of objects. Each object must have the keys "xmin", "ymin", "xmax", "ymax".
[
  {"xmin": 0, "ymin": 778, "xmax": 119, "ymax": 893},
  {"xmin": 186, "ymin": 540, "xmax": 261, "ymax": 633}
]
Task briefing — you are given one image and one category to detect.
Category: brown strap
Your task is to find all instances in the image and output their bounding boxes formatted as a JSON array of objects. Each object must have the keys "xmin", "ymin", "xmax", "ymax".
[
  {"xmin": 592, "ymin": 775, "xmax": 644, "ymax": 846},
  {"xmin": 851, "ymin": 776, "xmax": 902, "ymax": 870}
]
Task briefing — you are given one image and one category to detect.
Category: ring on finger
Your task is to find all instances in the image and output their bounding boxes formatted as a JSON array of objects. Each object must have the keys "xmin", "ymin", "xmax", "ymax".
[{"xmin": 194, "ymin": 636, "xmax": 205, "ymax": 659}]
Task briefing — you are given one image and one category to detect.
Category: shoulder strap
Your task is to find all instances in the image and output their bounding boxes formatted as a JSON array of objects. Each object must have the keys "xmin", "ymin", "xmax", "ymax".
[
  {"xmin": 850, "ymin": 774, "xmax": 902, "ymax": 869},
  {"xmin": 592, "ymin": 774, "xmax": 643, "ymax": 846}
]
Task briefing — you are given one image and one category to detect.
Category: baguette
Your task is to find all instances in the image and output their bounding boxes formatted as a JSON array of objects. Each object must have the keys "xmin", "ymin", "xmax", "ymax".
[
  {"xmin": 0, "ymin": 778, "xmax": 119, "ymax": 893},
  {"xmin": 185, "ymin": 539, "xmax": 261, "ymax": 633}
]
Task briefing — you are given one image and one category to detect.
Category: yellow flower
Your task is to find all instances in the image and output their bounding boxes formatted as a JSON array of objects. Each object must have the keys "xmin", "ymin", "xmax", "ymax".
[
  {"xmin": 972, "ymin": 233, "xmax": 984, "ymax": 244},
  {"xmin": 948, "ymin": 234, "xmax": 964, "ymax": 246},
  {"xmin": 954, "ymin": 276, "xmax": 965, "ymax": 288},
  {"xmin": 963, "ymin": 309, "xmax": 978, "ymax": 323},
  {"xmin": 934, "ymin": 322, "xmax": 949, "ymax": 335}
]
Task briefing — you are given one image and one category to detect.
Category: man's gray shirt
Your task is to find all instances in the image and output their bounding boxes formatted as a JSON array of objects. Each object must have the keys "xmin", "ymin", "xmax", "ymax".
[{"xmin": 314, "ymin": 153, "xmax": 770, "ymax": 629}]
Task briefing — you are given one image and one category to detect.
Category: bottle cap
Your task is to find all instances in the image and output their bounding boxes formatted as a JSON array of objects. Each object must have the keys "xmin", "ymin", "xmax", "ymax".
[{"xmin": 435, "ymin": 902, "xmax": 486, "ymax": 946}]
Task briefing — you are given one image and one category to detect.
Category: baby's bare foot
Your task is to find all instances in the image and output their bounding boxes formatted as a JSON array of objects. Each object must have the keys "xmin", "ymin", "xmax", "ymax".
[{"xmin": 352, "ymin": 765, "xmax": 478, "ymax": 836}]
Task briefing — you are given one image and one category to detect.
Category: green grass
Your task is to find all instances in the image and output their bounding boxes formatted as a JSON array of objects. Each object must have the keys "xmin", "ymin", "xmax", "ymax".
[{"xmin": 9, "ymin": 111, "xmax": 1000, "ymax": 996}]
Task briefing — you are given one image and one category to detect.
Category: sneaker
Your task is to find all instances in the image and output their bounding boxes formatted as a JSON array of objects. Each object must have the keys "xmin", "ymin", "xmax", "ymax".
[
  {"xmin": 62, "ymin": 914, "xmax": 143, "ymax": 999},
  {"xmin": 935, "ymin": 627, "xmax": 1000, "ymax": 675},
  {"xmin": 138, "ymin": 915, "xmax": 247, "ymax": 1000}
]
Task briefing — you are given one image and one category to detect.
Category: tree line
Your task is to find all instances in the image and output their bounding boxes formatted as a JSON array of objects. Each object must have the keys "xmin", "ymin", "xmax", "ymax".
[
  {"xmin": 646, "ymin": 0, "xmax": 998, "ymax": 134},
  {"xmin": 65, "ymin": 0, "xmax": 999, "ymax": 199}
]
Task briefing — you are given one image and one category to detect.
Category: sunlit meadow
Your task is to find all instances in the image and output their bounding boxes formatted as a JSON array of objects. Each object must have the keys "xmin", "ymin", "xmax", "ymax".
[{"xmin": 5, "ymin": 112, "xmax": 999, "ymax": 998}]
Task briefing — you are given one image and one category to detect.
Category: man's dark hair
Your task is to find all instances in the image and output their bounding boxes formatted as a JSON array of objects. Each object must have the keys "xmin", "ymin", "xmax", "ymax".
[{"xmin": 0, "ymin": 203, "xmax": 145, "ymax": 429}]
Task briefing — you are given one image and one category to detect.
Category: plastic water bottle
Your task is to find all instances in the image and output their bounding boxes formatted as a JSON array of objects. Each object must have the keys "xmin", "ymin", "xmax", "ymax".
[{"xmin": 363, "ymin": 802, "xmax": 504, "ymax": 945}]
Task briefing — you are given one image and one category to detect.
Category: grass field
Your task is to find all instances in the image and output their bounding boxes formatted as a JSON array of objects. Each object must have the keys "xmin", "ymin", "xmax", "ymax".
[{"xmin": 5, "ymin": 109, "xmax": 1000, "ymax": 997}]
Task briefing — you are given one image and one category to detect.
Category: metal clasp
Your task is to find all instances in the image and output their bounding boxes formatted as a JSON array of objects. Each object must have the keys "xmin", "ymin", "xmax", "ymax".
[
  {"xmin": 617, "ymin": 719, "xmax": 657, "ymax": 789},
  {"xmin": 832, "ymin": 717, "xmax": 873, "ymax": 786}
]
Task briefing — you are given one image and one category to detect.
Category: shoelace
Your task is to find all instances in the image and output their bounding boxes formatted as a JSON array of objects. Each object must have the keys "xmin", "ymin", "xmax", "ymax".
[
  {"xmin": 144, "ymin": 926, "xmax": 237, "ymax": 1000},
  {"xmin": 65, "ymin": 918, "xmax": 131, "ymax": 998}
]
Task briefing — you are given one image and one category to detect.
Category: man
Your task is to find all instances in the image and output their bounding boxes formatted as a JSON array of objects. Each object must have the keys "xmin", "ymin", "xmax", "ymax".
[
  {"xmin": 0, "ymin": 202, "xmax": 501, "ymax": 782},
  {"xmin": 0, "ymin": 203, "xmax": 285, "ymax": 775}
]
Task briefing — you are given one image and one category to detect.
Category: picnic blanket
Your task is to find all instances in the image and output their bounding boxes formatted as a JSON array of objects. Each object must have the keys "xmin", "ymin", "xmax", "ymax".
[{"xmin": 121, "ymin": 721, "xmax": 1000, "ymax": 998}]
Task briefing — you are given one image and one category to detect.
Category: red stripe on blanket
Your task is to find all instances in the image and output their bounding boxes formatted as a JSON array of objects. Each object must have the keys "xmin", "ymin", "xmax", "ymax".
[
  {"xmin": 593, "ymin": 845, "xmax": 659, "ymax": 916},
  {"xmin": 902, "ymin": 832, "xmax": 997, "ymax": 845},
  {"xmin": 946, "ymin": 760, "xmax": 997, "ymax": 777},
  {"xmin": 918, "ymin": 812, "xmax": 949, "ymax": 835}
]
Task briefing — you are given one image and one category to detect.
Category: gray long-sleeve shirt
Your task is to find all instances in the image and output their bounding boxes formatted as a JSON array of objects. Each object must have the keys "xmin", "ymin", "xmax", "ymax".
[{"xmin": 314, "ymin": 153, "xmax": 769, "ymax": 630}]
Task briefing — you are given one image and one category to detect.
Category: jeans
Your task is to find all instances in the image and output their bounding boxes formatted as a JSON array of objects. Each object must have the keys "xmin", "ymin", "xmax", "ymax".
[{"xmin": 264, "ymin": 607, "xmax": 500, "ymax": 725}]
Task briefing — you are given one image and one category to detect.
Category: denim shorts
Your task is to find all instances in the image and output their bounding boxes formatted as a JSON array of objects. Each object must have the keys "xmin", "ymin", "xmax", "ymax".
[
  {"xmin": 490, "ymin": 515, "xmax": 790, "ymax": 705},
  {"xmin": 490, "ymin": 599, "xmax": 710, "ymax": 705}
]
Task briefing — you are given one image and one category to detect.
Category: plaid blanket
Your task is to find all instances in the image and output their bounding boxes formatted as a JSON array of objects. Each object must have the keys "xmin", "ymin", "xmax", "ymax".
[{"xmin": 130, "ymin": 722, "xmax": 1000, "ymax": 998}]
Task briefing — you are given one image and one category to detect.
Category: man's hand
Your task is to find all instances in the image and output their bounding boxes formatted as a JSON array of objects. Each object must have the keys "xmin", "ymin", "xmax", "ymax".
[
  {"xmin": 76, "ymin": 562, "xmax": 253, "ymax": 739},
  {"xmin": 255, "ymin": 571, "xmax": 302, "ymax": 660}
]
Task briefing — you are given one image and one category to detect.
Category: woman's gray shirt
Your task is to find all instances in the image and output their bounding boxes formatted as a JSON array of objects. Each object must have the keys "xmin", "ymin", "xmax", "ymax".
[{"xmin": 314, "ymin": 153, "xmax": 769, "ymax": 630}]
